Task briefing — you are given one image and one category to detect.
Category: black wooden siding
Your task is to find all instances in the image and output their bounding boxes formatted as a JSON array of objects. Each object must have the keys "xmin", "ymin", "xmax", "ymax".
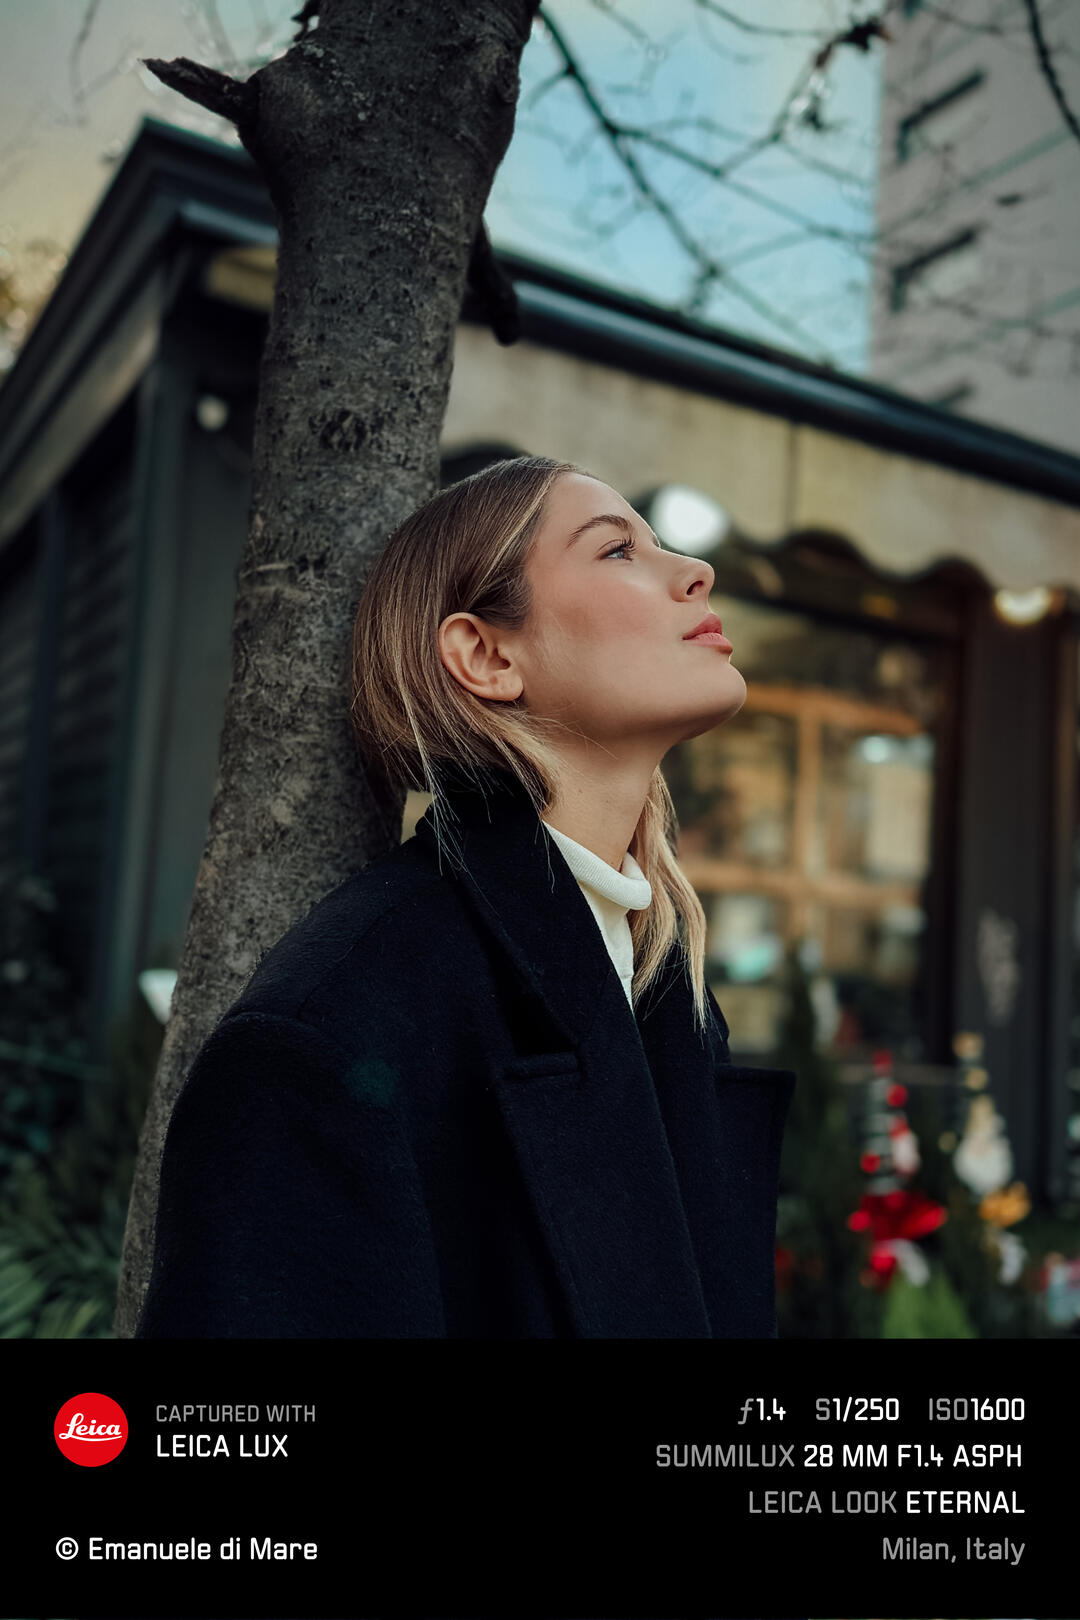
[
  {"xmin": 0, "ymin": 525, "xmax": 41, "ymax": 871},
  {"xmin": 41, "ymin": 412, "xmax": 136, "ymax": 987}
]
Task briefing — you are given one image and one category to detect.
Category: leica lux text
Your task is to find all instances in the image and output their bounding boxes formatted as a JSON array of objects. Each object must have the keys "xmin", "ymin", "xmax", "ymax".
[{"xmin": 157, "ymin": 1433, "xmax": 289, "ymax": 1459}]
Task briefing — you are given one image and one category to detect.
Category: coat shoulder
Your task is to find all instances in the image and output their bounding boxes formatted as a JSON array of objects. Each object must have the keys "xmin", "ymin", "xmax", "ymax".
[{"xmin": 227, "ymin": 833, "xmax": 455, "ymax": 1025}]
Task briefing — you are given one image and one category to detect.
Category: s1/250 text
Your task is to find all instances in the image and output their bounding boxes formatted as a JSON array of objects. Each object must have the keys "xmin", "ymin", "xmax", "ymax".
[{"xmin": 815, "ymin": 1397, "xmax": 900, "ymax": 1421}]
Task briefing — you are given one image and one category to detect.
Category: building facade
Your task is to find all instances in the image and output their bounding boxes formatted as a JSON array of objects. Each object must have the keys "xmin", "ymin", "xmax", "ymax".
[
  {"xmin": 2, "ymin": 119, "xmax": 1079, "ymax": 1210},
  {"xmin": 871, "ymin": 0, "xmax": 1080, "ymax": 454}
]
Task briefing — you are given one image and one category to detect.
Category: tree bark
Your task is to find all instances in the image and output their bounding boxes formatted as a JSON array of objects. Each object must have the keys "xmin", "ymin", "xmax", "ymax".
[{"xmin": 114, "ymin": 0, "xmax": 539, "ymax": 1336}]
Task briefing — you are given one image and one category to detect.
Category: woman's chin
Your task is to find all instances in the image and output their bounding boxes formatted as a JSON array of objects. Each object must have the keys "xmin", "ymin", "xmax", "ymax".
[
  {"xmin": 682, "ymin": 668, "xmax": 747, "ymax": 736},
  {"xmin": 715, "ymin": 663, "xmax": 747, "ymax": 712}
]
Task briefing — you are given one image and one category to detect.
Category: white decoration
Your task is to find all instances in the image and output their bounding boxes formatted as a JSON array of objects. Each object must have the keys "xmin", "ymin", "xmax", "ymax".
[
  {"xmin": 880, "ymin": 1238, "xmax": 930, "ymax": 1287},
  {"xmin": 953, "ymin": 1094, "xmax": 1013, "ymax": 1197}
]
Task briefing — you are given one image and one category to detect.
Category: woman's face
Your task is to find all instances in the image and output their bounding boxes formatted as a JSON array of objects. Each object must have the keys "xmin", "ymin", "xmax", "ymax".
[{"xmin": 510, "ymin": 472, "xmax": 746, "ymax": 752}]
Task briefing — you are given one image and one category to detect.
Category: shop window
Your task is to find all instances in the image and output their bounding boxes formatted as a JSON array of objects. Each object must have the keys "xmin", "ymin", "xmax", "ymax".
[
  {"xmin": 666, "ymin": 598, "xmax": 943, "ymax": 1062},
  {"xmin": 1067, "ymin": 640, "xmax": 1080, "ymax": 1205}
]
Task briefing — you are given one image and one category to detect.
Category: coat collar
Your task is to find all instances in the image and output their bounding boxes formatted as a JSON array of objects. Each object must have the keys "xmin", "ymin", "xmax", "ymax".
[{"xmin": 411, "ymin": 766, "xmax": 628, "ymax": 1048}]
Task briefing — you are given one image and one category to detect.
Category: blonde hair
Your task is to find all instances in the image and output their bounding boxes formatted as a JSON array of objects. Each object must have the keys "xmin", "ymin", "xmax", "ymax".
[{"xmin": 349, "ymin": 454, "xmax": 710, "ymax": 1035}]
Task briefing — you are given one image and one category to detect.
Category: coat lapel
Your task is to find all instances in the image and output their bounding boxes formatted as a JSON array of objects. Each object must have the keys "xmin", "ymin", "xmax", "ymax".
[
  {"xmin": 412, "ymin": 769, "xmax": 713, "ymax": 1336},
  {"xmin": 412, "ymin": 766, "xmax": 606, "ymax": 1047},
  {"xmin": 635, "ymin": 954, "xmax": 797, "ymax": 1337}
]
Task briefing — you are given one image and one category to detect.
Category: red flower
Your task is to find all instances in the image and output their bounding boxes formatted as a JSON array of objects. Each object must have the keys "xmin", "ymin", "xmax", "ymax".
[
  {"xmin": 849, "ymin": 1187, "xmax": 947, "ymax": 1242},
  {"xmin": 887, "ymin": 1083, "xmax": 908, "ymax": 1107}
]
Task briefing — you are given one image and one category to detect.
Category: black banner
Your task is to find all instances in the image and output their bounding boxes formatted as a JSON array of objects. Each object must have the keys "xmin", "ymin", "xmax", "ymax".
[{"xmin": 12, "ymin": 1338, "xmax": 1070, "ymax": 1618}]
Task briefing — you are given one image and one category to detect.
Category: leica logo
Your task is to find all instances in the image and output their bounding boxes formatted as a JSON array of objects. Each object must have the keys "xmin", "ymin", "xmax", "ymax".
[
  {"xmin": 57, "ymin": 1413, "xmax": 124, "ymax": 1441},
  {"xmin": 54, "ymin": 1392, "xmax": 129, "ymax": 1467}
]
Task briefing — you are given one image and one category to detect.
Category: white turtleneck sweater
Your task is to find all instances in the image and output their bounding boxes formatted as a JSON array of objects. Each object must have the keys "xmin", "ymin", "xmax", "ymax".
[{"xmin": 541, "ymin": 819, "xmax": 653, "ymax": 1009}]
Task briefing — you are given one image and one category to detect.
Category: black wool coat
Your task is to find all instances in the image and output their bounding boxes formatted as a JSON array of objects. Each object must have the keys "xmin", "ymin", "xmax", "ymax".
[{"xmin": 136, "ymin": 769, "xmax": 797, "ymax": 1339}]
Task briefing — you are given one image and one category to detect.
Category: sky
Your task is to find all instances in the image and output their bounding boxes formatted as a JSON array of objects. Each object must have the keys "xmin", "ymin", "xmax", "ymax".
[
  {"xmin": 489, "ymin": 1, "xmax": 881, "ymax": 367},
  {"xmin": 0, "ymin": 0, "xmax": 883, "ymax": 375}
]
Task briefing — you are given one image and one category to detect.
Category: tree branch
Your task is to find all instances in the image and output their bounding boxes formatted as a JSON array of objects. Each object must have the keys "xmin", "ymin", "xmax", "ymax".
[
  {"xmin": 537, "ymin": 5, "xmax": 852, "ymax": 360},
  {"xmin": 140, "ymin": 55, "xmax": 258, "ymax": 129},
  {"xmin": 291, "ymin": 1, "xmax": 320, "ymax": 43},
  {"xmin": 693, "ymin": 1, "xmax": 837, "ymax": 41},
  {"xmin": 1020, "ymin": 0, "xmax": 1080, "ymax": 150},
  {"xmin": 70, "ymin": 0, "xmax": 105, "ymax": 117},
  {"xmin": 465, "ymin": 217, "xmax": 522, "ymax": 345}
]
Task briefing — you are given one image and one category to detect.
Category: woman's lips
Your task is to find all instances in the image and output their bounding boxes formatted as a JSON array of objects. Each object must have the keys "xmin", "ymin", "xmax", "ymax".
[{"xmin": 686, "ymin": 630, "xmax": 733, "ymax": 651}]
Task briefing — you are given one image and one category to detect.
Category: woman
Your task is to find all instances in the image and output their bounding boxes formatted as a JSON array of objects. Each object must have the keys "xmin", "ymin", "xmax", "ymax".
[{"xmin": 136, "ymin": 455, "xmax": 796, "ymax": 1339}]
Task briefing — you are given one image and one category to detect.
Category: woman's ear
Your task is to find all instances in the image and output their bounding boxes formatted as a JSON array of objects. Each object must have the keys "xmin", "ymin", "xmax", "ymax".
[{"xmin": 439, "ymin": 613, "xmax": 523, "ymax": 703}]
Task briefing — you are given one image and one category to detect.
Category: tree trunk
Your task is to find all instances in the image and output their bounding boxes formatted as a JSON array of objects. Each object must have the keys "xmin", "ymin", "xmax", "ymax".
[{"xmin": 114, "ymin": 0, "xmax": 538, "ymax": 1336}]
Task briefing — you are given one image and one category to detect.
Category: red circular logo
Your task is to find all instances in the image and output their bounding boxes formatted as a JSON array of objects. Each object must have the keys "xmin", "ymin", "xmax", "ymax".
[{"xmin": 54, "ymin": 1392, "xmax": 128, "ymax": 1466}]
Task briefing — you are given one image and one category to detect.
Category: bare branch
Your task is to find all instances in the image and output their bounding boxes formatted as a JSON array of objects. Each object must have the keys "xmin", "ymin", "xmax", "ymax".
[
  {"xmin": 693, "ymin": 1, "xmax": 837, "ymax": 41},
  {"xmin": 1020, "ymin": 0, "xmax": 1080, "ymax": 149},
  {"xmin": 523, "ymin": 63, "xmax": 572, "ymax": 112},
  {"xmin": 466, "ymin": 218, "xmax": 521, "ymax": 345},
  {"xmin": 292, "ymin": 2, "xmax": 320, "ymax": 44},
  {"xmin": 69, "ymin": 0, "xmax": 105, "ymax": 118},
  {"xmin": 534, "ymin": 6, "xmax": 883, "ymax": 254},
  {"xmin": 643, "ymin": 113, "xmax": 874, "ymax": 189},
  {"xmin": 140, "ymin": 56, "xmax": 258, "ymax": 128},
  {"xmin": 914, "ymin": 3, "xmax": 1032, "ymax": 36},
  {"xmin": 612, "ymin": 122, "xmax": 872, "ymax": 240},
  {"xmin": 537, "ymin": 6, "xmax": 834, "ymax": 361}
]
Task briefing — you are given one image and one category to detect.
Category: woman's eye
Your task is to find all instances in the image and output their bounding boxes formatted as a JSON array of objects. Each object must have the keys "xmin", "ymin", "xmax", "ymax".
[{"xmin": 603, "ymin": 537, "xmax": 635, "ymax": 559}]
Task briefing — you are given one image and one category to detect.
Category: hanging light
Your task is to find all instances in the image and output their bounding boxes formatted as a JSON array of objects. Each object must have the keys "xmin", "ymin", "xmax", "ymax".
[
  {"xmin": 859, "ymin": 735, "xmax": 894, "ymax": 764},
  {"xmin": 993, "ymin": 586, "xmax": 1054, "ymax": 625},
  {"xmin": 644, "ymin": 484, "xmax": 730, "ymax": 553},
  {"xmin": 195, "ymin": 394, "xmax": 230, "ymax": 432}
]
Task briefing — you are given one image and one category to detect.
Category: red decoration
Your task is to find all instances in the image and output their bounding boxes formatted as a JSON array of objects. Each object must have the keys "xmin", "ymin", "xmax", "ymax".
[
  {"xmin": 859, "ymin": 1151, "xmax": 881, "ymax": 1173},
  {"xmin": 849, "ymin": 1188, "xmax": 947, "ymax": 1243},
  {"xmin": 861, "ymin": 1251, "xmax": 899, "ymax": 1289},
  {"xmin": 887, "ymin": 1083, "xmax": 907, "ymax": 1106},
  {"xmin": 872, "ymin": 1049, "xmax": 893, "ymax": 1075}
]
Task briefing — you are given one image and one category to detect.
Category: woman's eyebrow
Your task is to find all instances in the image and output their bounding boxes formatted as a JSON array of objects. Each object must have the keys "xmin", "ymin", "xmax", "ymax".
[{"xmin": 565, "ymin": 513, "xmax": 662, "ymax": 549}]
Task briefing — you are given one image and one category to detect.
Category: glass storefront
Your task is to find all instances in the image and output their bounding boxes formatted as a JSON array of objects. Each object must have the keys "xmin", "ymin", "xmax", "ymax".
[
  {"xmin": 667, "ymin": 594, "xmax": 943, "ymax": 1061},
  {"xmin": 1068, "ymin": 640, "xmax": 1080, "ymax": 1203}
]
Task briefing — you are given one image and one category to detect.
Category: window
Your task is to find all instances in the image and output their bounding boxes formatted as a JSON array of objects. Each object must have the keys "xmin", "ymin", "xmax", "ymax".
[
  {"xmin": 666, "ymin": 598, "xmax": 944, "ymax": 1061},
  {"xmin": 897, "ymin": 70, "xmax": 986, "ymax": 162},
  {"xmin": 890, "ymin": 228, "xmax": 980, "ymax": 312}
]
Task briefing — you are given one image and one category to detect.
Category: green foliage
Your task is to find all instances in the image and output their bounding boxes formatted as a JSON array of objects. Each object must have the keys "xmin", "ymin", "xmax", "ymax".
[
  {"xmin": 0, "ymin": 1030, "xmax": 158, "ymax": 1338},
  {"xmin": 880, "ymin": 1265, "xmax": 976, "ymax": 1338},
  {"xmin": 904, "ymin": 1078, "xmax": 1054, "ymax": 1338},
  {"xmin": 0, "ymin": 866, "xmax": 90, "ymax": 1172},
  {"xmin": 773, "ymin": 944, "xmax": 883, "ymax": 1339},
  {"xmin": 770, "ymin": 937, "xmax": 1057, "ymax": 1339},
  {"xmin": 0, "ymin": 861, "xmax": 161, "ymax": 1338}
]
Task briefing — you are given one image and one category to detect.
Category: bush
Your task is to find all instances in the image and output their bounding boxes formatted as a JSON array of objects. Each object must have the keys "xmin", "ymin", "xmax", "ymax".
[{"xmin": 0, "ymin": 861, "xmax": 161, "ymax": 1337}]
